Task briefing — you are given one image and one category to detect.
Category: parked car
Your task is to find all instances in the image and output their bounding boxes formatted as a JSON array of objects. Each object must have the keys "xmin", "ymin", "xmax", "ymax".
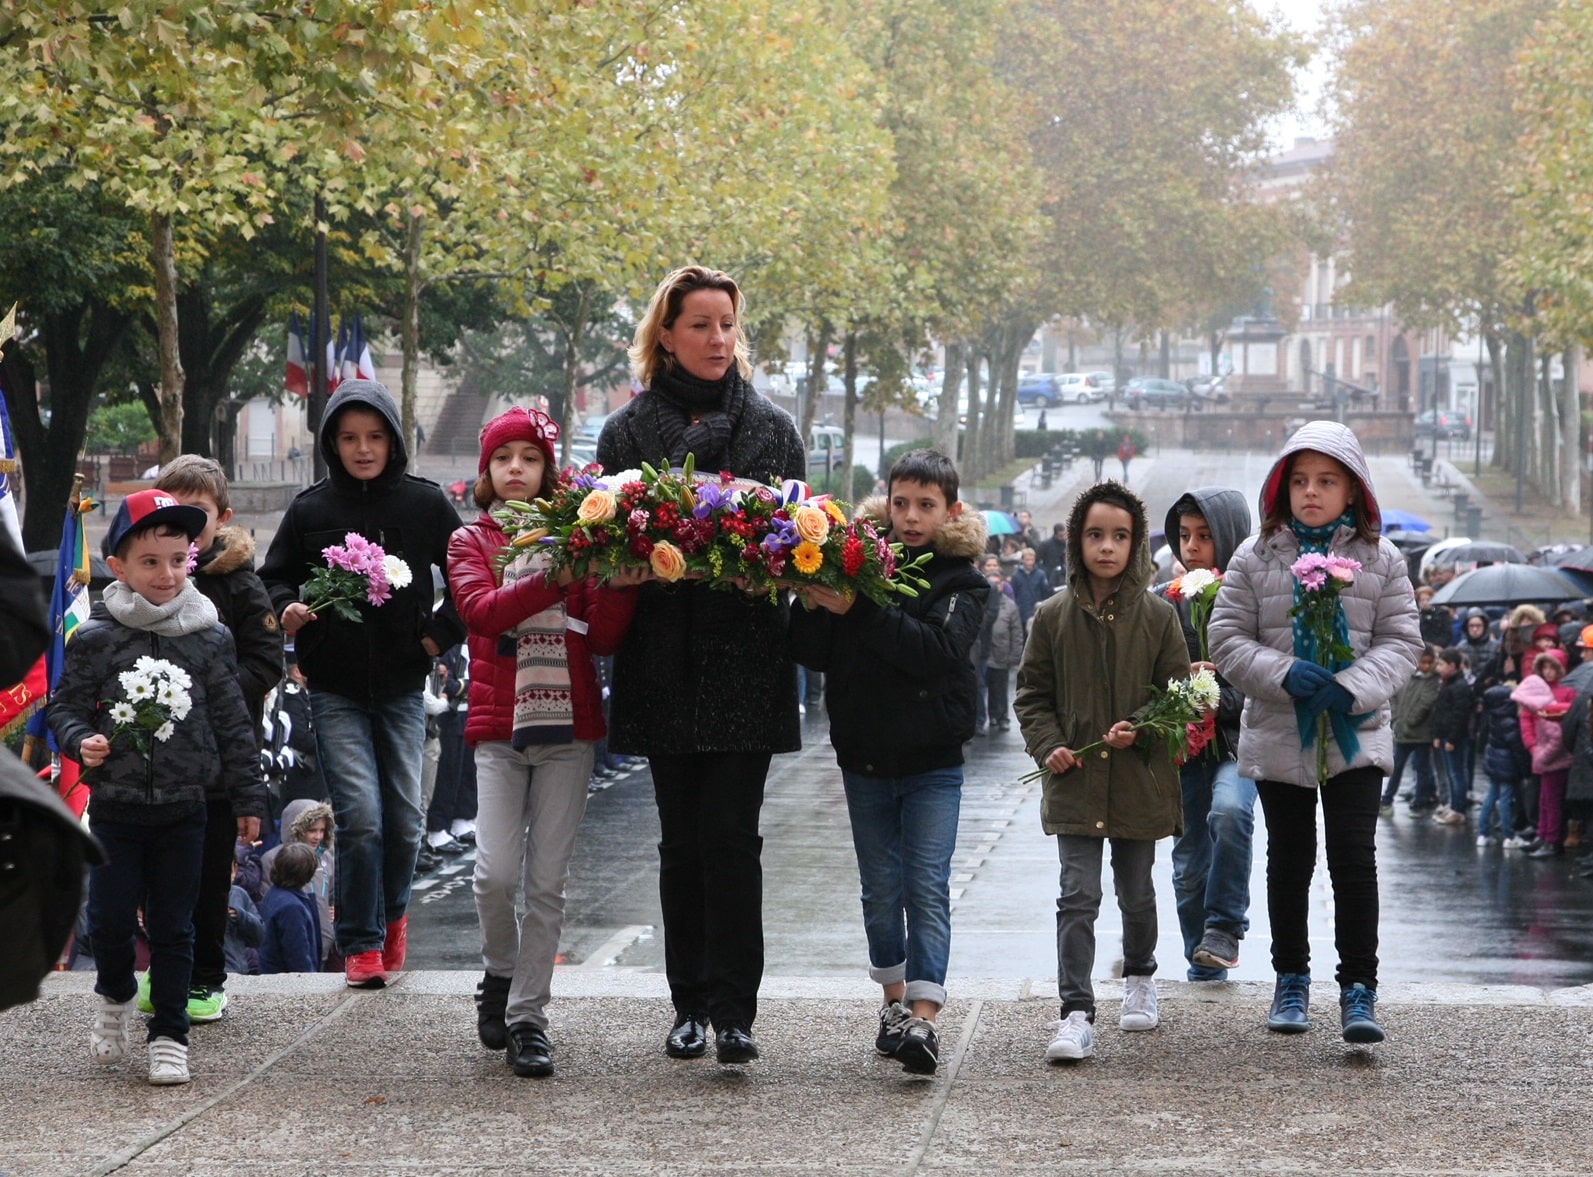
[
  {"xmin": 1057, "ymin": 372, "xmax": 1111, "ymax": 404},
  {"xmin": 1414, "ymin": 409, "xmax": 1471, "ymax": 440},
  {"xmin": 809, "ymin": 423, "xmax": 846, "ymax": 473},
  {"xmin": 1018, "ymin": 372, "xmax": 1065, "ymax": 407},
  {"xmin": 1122, "ymin": 377, "xmax": 1188, "ymax": 410}
]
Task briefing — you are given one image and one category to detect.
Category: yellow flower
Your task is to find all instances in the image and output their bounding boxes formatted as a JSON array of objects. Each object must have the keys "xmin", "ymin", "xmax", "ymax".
[
  {"xmin": 511, "ymin": 528, "xmax": 548, "ymax": 547},
  {"xmin": 792, "ymin": 541, "xmax": 824, "ymax": 575},
  {"xmin": 793, "ymin": 504, "xmax": 831, "ymax": 544},
  {"xmin": 821, "ymin": 500, "xmax": 847, "ymax": 524},
  {"xmin": 575, "ymin": 488, "xmax": 617, "ymax": 525},
  {"xmin": 649, "ymin": 540, "xmax": 687, "ymax": 582}
]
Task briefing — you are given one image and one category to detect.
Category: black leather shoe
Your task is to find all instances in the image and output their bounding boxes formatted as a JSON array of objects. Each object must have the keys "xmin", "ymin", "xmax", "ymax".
[
  {"xmin": 714, "ymin": 1025, "xmax": 759, "ymax": 1065},
  {"xmin": 665, "ymin": 1013, "xmax": 708, "ymax": 1059},
  {"xmin": 508, "ymin": 1022, "xmax": 554, "ymax": 1078}
]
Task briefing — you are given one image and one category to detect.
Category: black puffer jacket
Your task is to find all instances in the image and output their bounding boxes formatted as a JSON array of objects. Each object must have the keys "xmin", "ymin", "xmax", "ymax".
[
  {"xmin": 191, "ymin": 524, "xmax": 282, "ymax": 736},
  {"xmin": 259, "ymin": 380, "xmax": 466, "ymax": 702},
  {"xmin": 1480, "ymin": 683, "xmax": 1530, "ymax": 782},
  {"xmin": 49, "ymin": 597, "xmax": 267, "ymax": 824},
  {"xmin": 790, "ymin": 498, "xmax": 990, "ymax": 776},
  {"xmin": 597, "ymin": 384, "xmax": 806, "ymax": 755},
  {"xmin": 1431, "ymin": 674, "xmax": 1474, "ymax": 747}
]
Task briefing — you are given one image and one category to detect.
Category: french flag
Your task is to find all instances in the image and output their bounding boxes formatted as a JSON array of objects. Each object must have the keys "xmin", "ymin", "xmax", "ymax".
[
  {"xmin": 285, "ymin": 313, "xmax": 309, "ymax": 398},
  {"xmin": 353, "ymin": 313, "xmax": 377, "ymax": 380}
]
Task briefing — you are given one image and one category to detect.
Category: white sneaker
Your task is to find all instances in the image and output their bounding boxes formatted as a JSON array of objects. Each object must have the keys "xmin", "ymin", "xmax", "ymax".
[
  {"xmin": 1045, "ymin": 1011, "xmax": 1094, "ymax": 1061},
  {"xmin": 1120, "ymin": 975, "xmax": 1159, "ymax": 1031},
  {"xmin": 147, "ymin": 1037, "xmax": 191, "ymax": 1085},
  {"xmin": 1476, "ymin": 834, "xmax": 1493, "ymax": 847},
  {"xmin": 1502, "ymin": 836, "xmax": 1530, "ymax": 850},
  {"xmin": 90, "ymin": 996, "xmax": 136, "ymax": 1064}
]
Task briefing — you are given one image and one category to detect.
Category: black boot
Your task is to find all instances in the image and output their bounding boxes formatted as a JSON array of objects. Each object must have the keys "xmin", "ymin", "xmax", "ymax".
[{"xmin": 475, "ymin": 973, "xmax": 511, "ymax": 1051}]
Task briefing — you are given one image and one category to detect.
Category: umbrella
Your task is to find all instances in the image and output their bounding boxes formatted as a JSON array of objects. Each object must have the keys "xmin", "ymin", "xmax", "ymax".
[
  {"xmin": 1380, "ymin": 508, "xmax": 1431, "ymax": 532},
  {"xmin": 1430, "ymin": 564, "xmax": 1591, "ymax": 608},
  {"xmin": 1547, "ymin": 545, "xmax": 1593, "ymax": 573},
  {"xmin": 982, "ymin": 509, "xmax": 1019, "ymax": 536},
  {"xmin": 1382, "ymin": 529, "xmax": 1433, "ymax": 550},
  {"xmin": 1428, "ymin": 541, "xmax": 1525, "ymax": 568},
  {"xmin": 26, "ymin": 548, "xmax": 114, "ymax": 588}
]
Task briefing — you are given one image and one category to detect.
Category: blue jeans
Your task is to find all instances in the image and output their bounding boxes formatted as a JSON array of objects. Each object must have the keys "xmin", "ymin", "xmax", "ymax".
[
  {"xmin": 1171, "ymin": 757, "xmax": 1257, "ymax": 980},
  {"xmin": 1477, "ymin": 772, "xmax": 1518, "ymax": 840},
  {"xmin": 1382, "ymin": 742, "xmax": 1437, "ymax": 806},
  {"xmin": 312, "ymin": 690, "xmax": 427, "ymax": 955},
  {"xmin": 841, "ymin": 767, "xmax": 962, "ymax": 1007},
  {"xmin": 88, "ymin": 804, "xmax": 207, "ymax": 1044},
  {"xmin": 1437, "ymin": 745, "xmax": 1471, "ymax": 812}
]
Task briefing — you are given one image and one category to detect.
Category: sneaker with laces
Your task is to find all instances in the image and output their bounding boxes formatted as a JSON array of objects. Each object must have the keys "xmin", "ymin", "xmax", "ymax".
[
  {"xmin": 1119, "ymin": 975, "xmax": 1159, "ymax": 1031},
  {"xmin": 344, "ymin": 950, "xmax": 388, "ymax": 989},
  {"xmin": 1267, "ymin": 972, "xmax": 1311, "ymax": 1033},
  {"xmin": 1045, "ymin": 1010, "xmax": 1094, "ymax": 1061},
  {"xmin": 135, "ymin": 970, "xmax": 155, "ymax": 1015},
  {"xmin": 1502, "ymin": 836, "xmax": 1531, "ymax": 850},
  {"xmin": 875, "ymin": 1000, "xmax": 910, "ymax": 1057},
  {"xmin": 147, "ymin": 1037, "xmax": 191, "ymax": 1085},
  {"xmin": 1191, "ymin": 927, "xmax": 1241, "ymax": 971},
  {"xmin": 90, "ymin": 996, "xmax": 136, "ymax": 1064},
  {"xmin": 1339, "ymin": 983, "xmax": 1385, "ymax": 1044},
  {"xmin": 186, "ymin": 986, "xmax": 228, "ymax": 1023},
  {"xmin": 895, "ymin": 1016, "xmax": 940, "ymax": 1074}
]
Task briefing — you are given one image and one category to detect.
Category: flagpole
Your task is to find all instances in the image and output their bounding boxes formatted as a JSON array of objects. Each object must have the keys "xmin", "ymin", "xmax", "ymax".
[
  {"xmin": 311, "ymin": 192, "xmax": 330, "ymax": 482},
  {"xmin": 19, "ymin": 472, "xmax": 85, "ymax": 771}
]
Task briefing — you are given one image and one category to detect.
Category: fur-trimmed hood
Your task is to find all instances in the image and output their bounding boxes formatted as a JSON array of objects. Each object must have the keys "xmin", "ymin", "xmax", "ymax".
[
  {"xmin": 1065, "ymin": 480, "xmax": 1153, "ymax": 594},
  {"xmin": 198, "ymin": 524, "xmax": 257, "ymax": 577},
  {"xmin": 282, "ymin": 798, "xmax": 335, "ymax": 851},
  {"xmin": 856, "ymin": 494, "xmax": 990, "ymax": 560}
]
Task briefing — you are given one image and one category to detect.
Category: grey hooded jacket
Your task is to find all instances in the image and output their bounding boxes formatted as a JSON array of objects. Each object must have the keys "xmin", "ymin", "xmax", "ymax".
[{"xmin": 1207, "ymin": 421, "xmax": 1422, "ymax": 788}]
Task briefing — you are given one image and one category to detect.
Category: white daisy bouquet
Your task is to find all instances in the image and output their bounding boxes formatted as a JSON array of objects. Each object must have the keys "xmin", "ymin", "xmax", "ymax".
[
  {"xmin": 107, "ymin": 656, "xmax": 193, "ymax": 758},
  {"xmin": 1022, "ymin": 668, "xmax": 1222, "ymax": 781}
]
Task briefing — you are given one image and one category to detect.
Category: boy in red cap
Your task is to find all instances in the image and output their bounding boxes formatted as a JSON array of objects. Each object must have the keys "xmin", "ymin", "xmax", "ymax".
[{"xmin": 50, "ymin": 490, "xmax": 268, "ymax": 1085}]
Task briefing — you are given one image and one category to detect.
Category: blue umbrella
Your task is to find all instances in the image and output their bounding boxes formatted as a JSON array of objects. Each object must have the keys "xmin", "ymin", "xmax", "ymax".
[
  {"xmin": 982, "ymin": 509, "xmax": 1019, "ymax": 536},
  {"xmin": 1380, "ymin": 508, "xmax": 1431, "ymax": 532}
]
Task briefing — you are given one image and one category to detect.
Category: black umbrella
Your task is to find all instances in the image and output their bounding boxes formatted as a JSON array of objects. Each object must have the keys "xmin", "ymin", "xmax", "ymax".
[
  {"xmin": 1383, "ymin": 529, "xmax": 1433, "ymax": 550},
  {"xmin": 1430, "ymin": 564, "xmax": 1590, "ymax": 608},
  {"xmin": 1428, "ymin": 541, "xmax": 1525, "ymax": 568},
  {"xmin": 1547, "ymin": 545, "xmax": 1593, "ymax": 573}
]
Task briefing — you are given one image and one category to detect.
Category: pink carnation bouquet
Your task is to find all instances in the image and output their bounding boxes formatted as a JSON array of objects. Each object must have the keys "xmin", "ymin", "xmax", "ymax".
[{"xmin": 301, "ymin": 531, "xmax": 413, "ymax": 622}]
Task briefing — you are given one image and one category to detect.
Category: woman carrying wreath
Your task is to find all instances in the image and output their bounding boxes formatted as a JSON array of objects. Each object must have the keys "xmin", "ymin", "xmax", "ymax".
[{"xmin": 596, "ymin": 265, "xmax": 805, "ymax": 1065}]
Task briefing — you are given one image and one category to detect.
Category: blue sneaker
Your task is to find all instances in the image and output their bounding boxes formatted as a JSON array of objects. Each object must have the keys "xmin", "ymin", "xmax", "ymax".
[
  {"xmin": 1267, "ymin": 972, "xmax": 1311, "ymax": 1033},
  {"xmin": 1339, "ymin": 983, "xmax": 1385, "ymax": 1044}
]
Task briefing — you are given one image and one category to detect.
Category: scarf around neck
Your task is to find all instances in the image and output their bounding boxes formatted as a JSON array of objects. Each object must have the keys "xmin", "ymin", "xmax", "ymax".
[
  {"xmin": 648, "ymin": 366, "xmax": 749, "ymax": 469},
  {"xmin": 1288, "ymin": 512, "xmax": 1370, "ymax": 768},
  {"xmin": 103, "ymin": 580, "xmax": 219, "ymax": 636},
  {"xmin": 502, "ymin": 542, "xmax": 575, "ymax": 749}
]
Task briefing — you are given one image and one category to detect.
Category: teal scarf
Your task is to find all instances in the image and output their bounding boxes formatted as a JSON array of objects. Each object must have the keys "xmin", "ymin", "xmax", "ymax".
[{"xmin": 1289, "ymin": 514, "xmax": 1371, "ymax": 769}]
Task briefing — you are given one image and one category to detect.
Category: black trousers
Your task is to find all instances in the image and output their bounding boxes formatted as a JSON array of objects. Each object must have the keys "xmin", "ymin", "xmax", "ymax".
[
  {"xmin": 649, "ymin": 751, "xmax": 770, "ymax": 1030},
  {"xmin": 192, "ymin": 795, "xmax": 236, "ymax": 992},
  {"xmin": 1257, "ymin": 766, "xmax": 1381, "ymax": 990}
]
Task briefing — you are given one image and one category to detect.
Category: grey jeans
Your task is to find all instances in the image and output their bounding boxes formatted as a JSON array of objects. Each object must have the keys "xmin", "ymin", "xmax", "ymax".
[
  {"xmin": 473, "ymin": 739, "xmax": 594, "ymax": 1029},
  {"xmin": 1055, "ymin": 835, "xmax": 1159, "ymax": 1017}
]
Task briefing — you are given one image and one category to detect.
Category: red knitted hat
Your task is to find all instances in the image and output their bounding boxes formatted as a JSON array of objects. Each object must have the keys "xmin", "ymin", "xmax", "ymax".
[{"xmin": 478, "ymin": 406, "xmax": 559, "ymax": 475}]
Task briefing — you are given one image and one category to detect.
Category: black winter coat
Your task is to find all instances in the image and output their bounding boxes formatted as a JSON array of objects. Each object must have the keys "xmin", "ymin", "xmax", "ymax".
[
  {"xmin": 191, "ymin": 524, "xmax": 283, "ymax": 738},
  {"xmin": 1431, "ymin": 675, "xmax": 1474, "ymax": 747},
  {"xmin": 49, "ymin": 602, "xmax": 268, "ymax": 823},
  {"xmin": 259, "ymin": 381, "xmax": 466, "ymax": 702},
  {"xmin": 1480, "ymin": 683, "xmax": 1530, "ymax": 782},
  {"xmin": 596, "ymin": 383, "xmax": 806, "ymax": 755},
  {"xmin": 789, "ymin": 500, "xmax": 990, "ymax": 777}
]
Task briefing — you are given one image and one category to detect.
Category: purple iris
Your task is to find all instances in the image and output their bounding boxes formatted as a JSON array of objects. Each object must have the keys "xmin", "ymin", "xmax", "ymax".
[
  {"xmin": 693, "ymin": 482, "xmax": 735, "ymax": 519},
  {"xmin": 761, "ymin": 515, "xmax": 799, "ymax": 554}
]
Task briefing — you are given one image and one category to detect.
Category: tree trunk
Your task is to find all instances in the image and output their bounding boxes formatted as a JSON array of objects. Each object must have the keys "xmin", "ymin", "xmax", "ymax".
[
  {"xmin": 3, "ymin": 303, "xmax": 130, "ymax": 548},
  {"xmin": 175, "ymin": 281, "xmax": 269, "ymax": 465},
  {"xmin": 962, "ymin": 349, "xmax": 983, "ymax": 479},
  {"xmin": 804, "ymin": 322, "xmax": 832, "ymax": 443},
  {"xmin": 151, "ymin": 211, "xmax": 185, "ymax": 466},
  {"xmin": 933, "ymin": 341, "xmax": 964, "ymax": 457},
  {"xmin": 402, "ymin": 211, "xmax": 425, "ymax": 457},
  {"xmin": 556, "ymin": 286, "xmax": 592, "ymax": 467},
  {"xmin": 839, "ymin": 332, "xmax": 859, "ymax": 498},
  {"xmin": 1485, "ymin": 332, "xmax": 1506, "ymax": 471},
  {"xmin": 1561, "ymin": 348, "xmax": 1582, "ymax": 517}
]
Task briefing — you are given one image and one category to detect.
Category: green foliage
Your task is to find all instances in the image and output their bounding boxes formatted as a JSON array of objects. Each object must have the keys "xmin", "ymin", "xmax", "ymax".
[
  {"xmin": 84, "ymin": 402, "xmax": 156, "ymax": 453},
  {"xmin": 813, "ymin": 465, "xmax": 879, "ymax": 503}
]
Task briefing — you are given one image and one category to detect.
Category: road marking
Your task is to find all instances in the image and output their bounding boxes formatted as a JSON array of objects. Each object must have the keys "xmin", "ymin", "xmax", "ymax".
[{"xmin": 574, "ymin": 924, "xmax": 653, "ymax": 969}]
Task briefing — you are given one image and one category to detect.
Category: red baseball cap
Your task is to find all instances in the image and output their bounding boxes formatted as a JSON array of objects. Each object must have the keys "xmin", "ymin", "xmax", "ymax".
[{"xmin": 105, "ymin": 489, "xmax": 207, "ymax": 557}]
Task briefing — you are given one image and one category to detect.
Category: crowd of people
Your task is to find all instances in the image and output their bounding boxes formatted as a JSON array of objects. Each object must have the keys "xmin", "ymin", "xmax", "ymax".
[{"xmin": 21, "ymin": 264, "xmax": 1590, "ymax": 1093}]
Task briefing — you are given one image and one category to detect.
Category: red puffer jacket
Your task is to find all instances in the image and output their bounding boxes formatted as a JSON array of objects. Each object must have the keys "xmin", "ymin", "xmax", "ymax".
[{"xmin": 448, "ymin": 515, "xmax": 637, "ymax": 746}]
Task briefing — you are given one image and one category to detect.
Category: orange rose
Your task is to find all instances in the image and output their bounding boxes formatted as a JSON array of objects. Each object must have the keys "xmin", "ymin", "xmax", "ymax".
[
  {"xmin": 793, "ymin": 504, "xmax": 831, "ymax": 544},
  {"xmin": 575, "ymin": 488, "xmax": 617, "ymax": 525},
  {"xmin": 649, "ymin": 540, "xmax": 686, "ymax": 582}
]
